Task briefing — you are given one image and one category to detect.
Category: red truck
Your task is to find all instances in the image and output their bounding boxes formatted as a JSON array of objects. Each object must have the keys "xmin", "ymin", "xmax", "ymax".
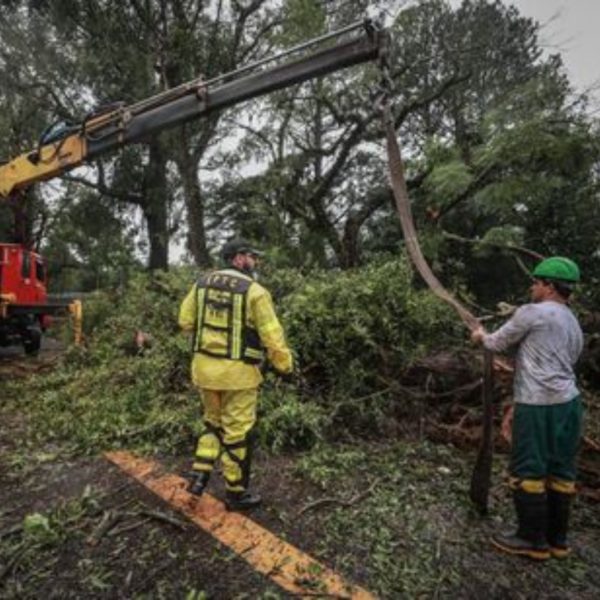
[{"xmin": 0, "ymin": 243, "xmax": 81, "ymax": 354}]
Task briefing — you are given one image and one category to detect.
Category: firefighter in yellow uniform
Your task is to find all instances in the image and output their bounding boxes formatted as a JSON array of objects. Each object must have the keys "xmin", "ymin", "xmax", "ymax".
[{"xmin": 179, "ymin": 239, "xmax": 293, "ymax": 510}]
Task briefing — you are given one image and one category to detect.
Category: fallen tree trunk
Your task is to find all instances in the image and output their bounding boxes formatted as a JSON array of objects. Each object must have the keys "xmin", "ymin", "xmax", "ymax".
[{"xmin": 382, "ymin": 100, "xmax": 494, "ymax": 513}]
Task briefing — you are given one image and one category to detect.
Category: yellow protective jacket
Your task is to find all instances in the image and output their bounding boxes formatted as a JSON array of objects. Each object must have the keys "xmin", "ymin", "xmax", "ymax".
[{"xmin": 179, "ymin": 268, "xmax": 293, "ymax": 390}]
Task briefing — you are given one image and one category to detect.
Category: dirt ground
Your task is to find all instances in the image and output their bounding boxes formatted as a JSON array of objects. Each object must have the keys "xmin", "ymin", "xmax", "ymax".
[
  {"xmin": 0, "ymin": 344, "xmax": 339, "ymax": 598},
  {"xmin": 0, "ymin": 431, "xmax": 353, "ymax": 598},
  {"xmin": 2, "ymin": 345, "xmax": 600, "ymax": 599},
  {"xmin": 0, "ymin": 451, "xmax": 303, "ymax": 598}
]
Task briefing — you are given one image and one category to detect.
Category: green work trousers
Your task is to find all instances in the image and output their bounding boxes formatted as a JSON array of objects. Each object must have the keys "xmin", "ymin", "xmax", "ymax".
[{"xmin": 510, "ymin": 396, "xmax": 583, "ymax": 483}]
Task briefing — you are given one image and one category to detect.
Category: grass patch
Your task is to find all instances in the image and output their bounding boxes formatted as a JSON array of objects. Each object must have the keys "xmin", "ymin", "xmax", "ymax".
[{"xmin": 293, "ymin": 440, "xmax": 600, "ymax": 598}]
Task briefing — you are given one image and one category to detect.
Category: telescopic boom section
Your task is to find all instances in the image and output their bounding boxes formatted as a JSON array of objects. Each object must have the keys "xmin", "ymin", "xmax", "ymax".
[{"xmin": 0, "ymin": 20, "xmax": 386, "ymax": 201}]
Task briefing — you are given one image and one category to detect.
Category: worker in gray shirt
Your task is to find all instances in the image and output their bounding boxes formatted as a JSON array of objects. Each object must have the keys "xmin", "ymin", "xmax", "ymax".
[{"xmin": 471, "ymin": 256, "xmax": 583, "ymax": 561}]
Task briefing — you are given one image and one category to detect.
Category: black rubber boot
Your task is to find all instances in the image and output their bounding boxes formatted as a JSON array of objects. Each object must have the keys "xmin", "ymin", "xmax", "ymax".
[
  {"xmin": 225, "ymin": 490, "xmax": 262, "ymax": 511},
  {"xmin": 187, "ymin": 471, "xmax": 211, "ymax": 496},
  {"xmin": 491, "ymin": 490, "xmax": 550, "ymax": 560},
  {"xmin": 547, "ymin": 489, "xmax": 573, "ymax": 558}
]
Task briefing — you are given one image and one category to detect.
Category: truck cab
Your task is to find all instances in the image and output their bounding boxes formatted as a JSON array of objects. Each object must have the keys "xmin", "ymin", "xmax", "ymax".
[
  {"xmin": 0, "ymin": 243, "xmax": 49, "ymax": 354},
  {"xmin": 0, "ymin": 243, "xmax": 48, "ymax": 303}
]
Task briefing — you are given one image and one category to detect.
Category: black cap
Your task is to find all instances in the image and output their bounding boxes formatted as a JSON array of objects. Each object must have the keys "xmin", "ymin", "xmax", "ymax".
[{"xmin": 221, "ymin": 238, "xmax": 262, "ymax": 261}]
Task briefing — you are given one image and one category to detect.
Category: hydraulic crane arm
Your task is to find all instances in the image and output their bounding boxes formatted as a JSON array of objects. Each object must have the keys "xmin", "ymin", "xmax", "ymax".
[{"xmin": 0, "ymin": 19, "xmax": 387, "ymax": 201}]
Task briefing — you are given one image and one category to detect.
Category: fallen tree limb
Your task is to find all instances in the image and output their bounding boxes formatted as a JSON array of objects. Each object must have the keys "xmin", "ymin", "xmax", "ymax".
[
  {"xmin": 382, "ymin": 104, "xmax": 479, "ymax": 332},
  {"xmin": 297, "ymin": 478, "xmax": 381, "ymax": 517},
  {"xmin": 469, "ymin": 349, "xmax": 494, "ymax": 514},
  {"xmin": 0, "ymin": 542, "xmax": 26, "ymax": 582},
  {"xmin": 107, "ymin": 517, "xmax": 151, "ymax": 537},
  {"xmin": 0, "ymin": 524, "xmax": 23, "ymax": 540},
  {"xmin": 382, "ymin": 98, "xmax": 495, "ymax": 514},
  {"xmin": 137, "ymin": 509, "xmax": 187, "ymax": 530},
  {"xmin": 441, "ymin": 230, "xmax": 544, "ymax": 261},
  {"xmin": 86, "ymin": 506, "xmax": 187, "ymax": 544},
  {"xmin": 86, "ymin": 509, "xmax": 122, "ymax": 546},
  {"xmin": 380, "ymin": 376, "xmax": 482, "ymax": 402},
  {"xmin": 584, "ymin": 436, "xmax": 600, "ymax": 453}
]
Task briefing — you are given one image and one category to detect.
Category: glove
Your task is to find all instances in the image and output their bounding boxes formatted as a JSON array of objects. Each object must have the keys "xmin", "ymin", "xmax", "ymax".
[
  {"xmin": 260, "ymin": 363, "xmax": 294, "ymax": 383},
  {"xmin": 277, "ymin": 370, "xmax": 296, "ymax": 384}
]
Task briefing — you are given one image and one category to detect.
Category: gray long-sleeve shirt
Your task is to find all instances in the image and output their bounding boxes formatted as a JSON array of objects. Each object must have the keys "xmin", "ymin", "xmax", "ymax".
[{"xmin": 482, "ymin": 301, "xmax": 583, "ymax": 406}]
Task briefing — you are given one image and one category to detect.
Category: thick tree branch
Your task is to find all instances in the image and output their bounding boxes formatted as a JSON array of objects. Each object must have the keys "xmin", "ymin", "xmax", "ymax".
[
  {"xmin": 62, "ymin": 172, "xmax": 143, "ymax": 205},
  {"xmin": 441, "ymin": 230, "xmax": 544, "ymax": 261},
  {"xmin": 434, "ymin": 162, "xmax": 496, "ymax": 222}
]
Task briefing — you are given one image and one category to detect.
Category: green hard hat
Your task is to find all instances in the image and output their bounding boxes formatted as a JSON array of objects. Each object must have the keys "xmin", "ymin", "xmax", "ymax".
[{"xmin": 532, "ymin": 256, "xmax": 580, "ymax": 283}]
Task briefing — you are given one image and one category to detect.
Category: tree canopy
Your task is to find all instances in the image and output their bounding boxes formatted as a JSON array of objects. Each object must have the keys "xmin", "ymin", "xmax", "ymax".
[{"xmin": 0, "ymin": 0, "xmax": 598, "ymax": 305}]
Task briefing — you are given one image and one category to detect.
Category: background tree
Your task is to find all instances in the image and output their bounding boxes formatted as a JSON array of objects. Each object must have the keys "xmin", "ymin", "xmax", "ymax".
[
  {"xmin": 1, "ymin": 0, "xmax": 283, "ymax": 270},
  {"xmin": 42, "ymin": 187, "xmax": 141, "ymax": 291},
  {"xmin": 0, "ymin": 0, "xmax": 598, "ymax": 306}
]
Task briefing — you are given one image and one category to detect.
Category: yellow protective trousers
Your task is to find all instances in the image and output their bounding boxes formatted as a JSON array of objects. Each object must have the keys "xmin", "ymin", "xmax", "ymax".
[{"xmin": 193, "ymin": 388, "xmax": 257, "ymax": 493}]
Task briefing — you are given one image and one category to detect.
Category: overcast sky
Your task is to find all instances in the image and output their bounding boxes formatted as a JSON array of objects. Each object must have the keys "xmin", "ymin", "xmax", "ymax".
[
  {"xmin": 444, "ymin": 0, "xmax": 600, "ymax": 107},
  {"xmin": 513, "ymin": 1, "xmax": 599, "ymax": 96}
]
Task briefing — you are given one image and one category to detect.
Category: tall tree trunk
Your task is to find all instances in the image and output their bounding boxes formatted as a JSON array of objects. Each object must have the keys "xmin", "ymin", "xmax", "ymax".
[
  {"xmin": 9, "ymin": 188, "xmax": 40, "ymax": 248},
  {"xmin": 340, "ymin": 216, "xmax": 361, "ymax": 268},
  {"xmin": 177, "ymin": 148, "xmax": 211, "ymax": 267},
  {"xmin": 143, "ymin": 141, "xmax": 169, "ymax": 270}
]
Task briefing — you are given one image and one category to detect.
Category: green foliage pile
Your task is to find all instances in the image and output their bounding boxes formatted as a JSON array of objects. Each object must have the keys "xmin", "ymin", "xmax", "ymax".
[
  {"xmin": 4, "ymin": 258, "xmax": 463, "ymax": 458},
  {"xmin": 278, "ymin": 257, "xmax": 461, "ymax": 395},
  {"xmin": 4, "ymin": 269, "xmax": 198, "ymax": 458}
]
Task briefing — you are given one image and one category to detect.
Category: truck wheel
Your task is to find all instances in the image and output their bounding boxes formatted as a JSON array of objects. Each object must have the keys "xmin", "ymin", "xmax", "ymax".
[{"xmin": 23, "ymin": 326, "xmax": 42, "ymax": 356}]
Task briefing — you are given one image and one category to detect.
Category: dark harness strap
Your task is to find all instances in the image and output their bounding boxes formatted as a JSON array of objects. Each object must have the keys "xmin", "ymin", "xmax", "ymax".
[{"xmin": 192, "ymin": 270, "xmax": 262, "ymax": 363}]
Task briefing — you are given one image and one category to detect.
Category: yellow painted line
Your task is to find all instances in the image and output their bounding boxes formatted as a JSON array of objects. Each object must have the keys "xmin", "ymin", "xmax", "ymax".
[{"xmin": 105, "ymin": 451, "xmax": 375, "ymax": 600}]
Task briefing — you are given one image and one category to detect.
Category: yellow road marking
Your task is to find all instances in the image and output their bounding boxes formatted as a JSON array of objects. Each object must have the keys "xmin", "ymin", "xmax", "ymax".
[{"xmin": 105, "ymin": 451, "xmax": 375, "ymax": 599}]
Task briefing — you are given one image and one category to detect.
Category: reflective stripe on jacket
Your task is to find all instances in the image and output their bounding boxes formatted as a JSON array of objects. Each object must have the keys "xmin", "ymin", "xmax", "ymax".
[
  {"xmin": 179, "ymin": 268, "xmax": 293, "ymax": 390},
  {"xmin": 194, "ymin": 270, "xmax": 263, "ymax": 364}
]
